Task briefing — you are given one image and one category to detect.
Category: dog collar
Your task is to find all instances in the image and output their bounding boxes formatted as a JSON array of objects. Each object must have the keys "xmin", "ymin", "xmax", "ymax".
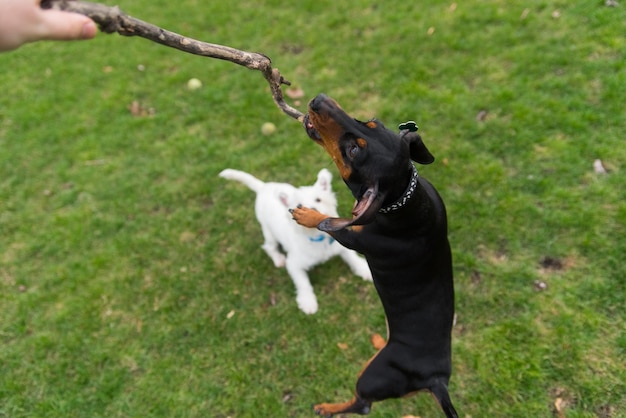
[
  {"xmin": 309, "ymin": 234, "xmax": 335, "ymax": 244},
  {"xmin": 379, "ymin": 164, "xmax": 419, "ymax": 214}
]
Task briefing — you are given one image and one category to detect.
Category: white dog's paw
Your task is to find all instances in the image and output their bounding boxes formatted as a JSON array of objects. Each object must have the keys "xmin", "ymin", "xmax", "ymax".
[
  {"xmin": 341, "ymin": 252, "xmax": 373, "ymax": 282},
  {"xmin": 352, "ymin": 262, "xmax": 373, "ymax": 281},
  {"xmin": 262, "ymin": 245, "xmax": 286, "ymax": 268},
  {"xmin": 271, "ymin": 254, "xmax": 286, "ymax": 268},
  {"xmin": 296, "ymin": 294, "xmax": 318, "ymax": 314},
  {"xmin": 359, "ymin": 268, "xmax": 373, "ymax": 281}
]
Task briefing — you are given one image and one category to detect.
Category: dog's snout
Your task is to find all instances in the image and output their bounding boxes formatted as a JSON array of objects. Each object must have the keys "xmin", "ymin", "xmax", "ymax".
[
  {"xmin": 309, "ymin": 93, "xmax": 342, "ymax": 115},
  {"xmin": 309, "ymin": 94, "xmax": 328, "ymax": 112}
]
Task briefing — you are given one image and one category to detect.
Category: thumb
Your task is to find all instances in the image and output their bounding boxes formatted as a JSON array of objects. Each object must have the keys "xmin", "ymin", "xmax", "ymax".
[{"xmin": 36, "ymin": 9, "xmax": 97, "ymax": 41}]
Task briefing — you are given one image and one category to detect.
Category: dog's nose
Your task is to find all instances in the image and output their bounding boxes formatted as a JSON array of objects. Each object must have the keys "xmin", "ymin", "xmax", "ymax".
[{"xmin": 309, "ymin": 93, "xmax": 329, "ymax": 112}]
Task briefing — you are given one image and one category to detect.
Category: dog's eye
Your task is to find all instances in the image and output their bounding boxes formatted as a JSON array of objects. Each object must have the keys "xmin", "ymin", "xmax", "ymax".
[
  {"xmin": 347, "ymin": 144, "xmax": 359, "ymax": 159},
  {"xmin": 315, "ymin": 198, "xmax": 321, "ymax": 203}
]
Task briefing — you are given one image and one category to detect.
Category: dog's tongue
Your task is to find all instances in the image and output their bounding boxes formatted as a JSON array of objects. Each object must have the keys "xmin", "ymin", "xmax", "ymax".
[
  {"xmin": 317, "ymin": 183, "xmax": 382, "ymax": 232},
  {"xmin": 352, "ymin": 186, "xmax": 379, "ymax": 218}
]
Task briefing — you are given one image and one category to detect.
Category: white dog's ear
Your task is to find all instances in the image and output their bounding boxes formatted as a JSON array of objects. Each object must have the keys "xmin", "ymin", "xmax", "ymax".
[
  {"xmin": 315, "ymin": 168, "xmax": 333, "ymax": 191},
  {"xmin": 279, "ymin": 192, "xmax": 290, "ymax": 207}
]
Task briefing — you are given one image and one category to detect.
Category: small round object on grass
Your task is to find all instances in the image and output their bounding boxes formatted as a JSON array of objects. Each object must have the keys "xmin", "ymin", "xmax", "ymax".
[
  {"xmin": 187, "ymin": 78, "xmax": 202, "ymax": 90},
  {"xmin": 261, "ymin": 122, "xmax": 277, "ymax": 136}
]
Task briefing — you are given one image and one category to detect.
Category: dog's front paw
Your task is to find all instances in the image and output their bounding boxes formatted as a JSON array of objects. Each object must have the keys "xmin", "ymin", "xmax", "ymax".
[
  {"xmin": 269, "ymin": 253, "xmax": 286, "ymax": 268},
  {"xmin": 313, "ymin": 403, "xmax": 334, "ymax": 417},
  {"xmin": 289, "ymin": 205, "xmax": 328, "ymax": 229},
  {"xmin": 296, "ymin": 293, "xmax": 318, "ymax": 315}
]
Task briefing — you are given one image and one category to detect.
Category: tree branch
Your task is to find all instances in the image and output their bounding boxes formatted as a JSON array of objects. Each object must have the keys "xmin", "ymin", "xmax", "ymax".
[{"xmin": 40, "ymin": 0, "xmax": 305, "ymax": 121}]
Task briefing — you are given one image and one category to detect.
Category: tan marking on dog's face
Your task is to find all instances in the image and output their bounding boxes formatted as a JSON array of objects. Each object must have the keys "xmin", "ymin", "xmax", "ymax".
[
  {"xmin": 366, "ymin": 121, "xmax": 378, "ymax": 129},
  {"xmin": 308, "ymin": 108, "xmax": 352, "ymax": 180}
]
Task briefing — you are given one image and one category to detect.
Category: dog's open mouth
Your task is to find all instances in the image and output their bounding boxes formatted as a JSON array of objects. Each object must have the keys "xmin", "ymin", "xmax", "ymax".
[
  {"xmin": 303, "ymin": 114, "xmax": 321, "ymax": 141},
  {"xmin": 351, "ymin": 184, "xmax": 380, "ymax": 219},
  {"xmin": 317, "ymin": 182, "xmax": 383, "ymax": 232}
]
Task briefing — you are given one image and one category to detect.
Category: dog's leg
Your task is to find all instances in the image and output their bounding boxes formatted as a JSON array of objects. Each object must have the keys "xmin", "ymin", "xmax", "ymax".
[
  {"xmin": 259, "ymin": 224, "xmax": 286, "ymax": 267},
  {"xmin": 313, "ymin": 395, "xmax": 371, "ymax": 417},
  {"xmin": 353, "ymin": 344, "xmax": 413, "ymax": 403},
  {"xmin": 429, "ymin": 381, "xmax": 458, "ymax": 418},
  {"xmin": 290, "ymin": 205, "xmax": 328, "ymax": 228},
  {"xmin": 285, "ymin": 257, "xmax": 318, "ymax": 314},
  {"xmin": 313, "ymin": 338, "xmax": 393, "ymax": 417},
  {"xmin": 338, "ymin": 250, "xmax": 372, "ymax": 281},
  {"xmin": 290, "ymin": 206, "xmax": 364, "ymax": 252}
]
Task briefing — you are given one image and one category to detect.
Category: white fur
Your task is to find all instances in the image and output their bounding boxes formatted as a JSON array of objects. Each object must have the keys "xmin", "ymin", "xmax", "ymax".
[{"xmin": 219, "ymin": 168, "xmax": 372, "ymax": 314}]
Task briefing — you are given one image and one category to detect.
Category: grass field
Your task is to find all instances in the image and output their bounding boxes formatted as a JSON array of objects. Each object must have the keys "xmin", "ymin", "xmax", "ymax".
[{"xmin": 1, "ymin": 1, "xmax": 624, "ymax": 417}]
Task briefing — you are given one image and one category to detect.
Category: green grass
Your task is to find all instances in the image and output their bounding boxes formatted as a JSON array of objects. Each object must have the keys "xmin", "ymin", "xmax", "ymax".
[{"xmin": 1, "ymin": 1, "xmax": 624, "ymax": 417}]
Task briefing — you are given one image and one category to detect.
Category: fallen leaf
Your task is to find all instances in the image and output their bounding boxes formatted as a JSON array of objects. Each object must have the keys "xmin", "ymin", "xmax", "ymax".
[
  {"xmin": 370, "ymin": 334, "xmax": 386, "ymax": 350},
  {"xmin": 593, "ymin": 159, "xmax": 608, "ymax": 174},
  {"xmin": 286, "ymin": 87, "xmax": 304, "ymax": 99},
  {"xmin": 534, "ymin": 280, "xmax": 548, "ymax": 292},
  {"xmin": 282, "ymin": 391, "xmax": 294, "ymax": 403},
  {"xmin": 337, "ymin": 342, "xmax": 349, "ymax": 350},
  {"xmin": 226, "ymin": 310, "xmax": 235, "ymax": 319},
  {"xmin": 128, "ymin": 100, "xmax": 155, "ymax": 117},
  {"xmin": 554, "ymin": 397, "xmax": 566, "ymax": 418}
]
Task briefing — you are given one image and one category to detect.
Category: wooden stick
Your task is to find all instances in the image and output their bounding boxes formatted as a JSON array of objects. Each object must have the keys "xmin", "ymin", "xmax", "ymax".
[{"xmin": 40, "ymin": 0, "xmax": 305, "ymax": 121}]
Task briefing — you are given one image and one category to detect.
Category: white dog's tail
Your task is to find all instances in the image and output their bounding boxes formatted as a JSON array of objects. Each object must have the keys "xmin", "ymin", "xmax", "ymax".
[{"xmin": 219, "ymin": 169, "xmax": 265, "ymax": 193}]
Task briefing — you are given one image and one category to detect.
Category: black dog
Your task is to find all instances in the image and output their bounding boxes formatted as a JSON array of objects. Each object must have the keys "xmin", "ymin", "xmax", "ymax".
[{"xmin": 290, "ymin": 94, "xmax": 458, "ymax": 417}]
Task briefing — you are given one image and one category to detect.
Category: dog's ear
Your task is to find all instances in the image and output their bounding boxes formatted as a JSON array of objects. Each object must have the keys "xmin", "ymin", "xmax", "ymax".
[
  {"xmin": 404, "ymin": 132, "xmax": 434, "ymax": 165},
  {"xmin": 315, "ymin": 168, "xmax": 333, "ymax": 191},
  {"xmin": 279, "ymin": 192, "xmax": 290, "ymax": 207}
]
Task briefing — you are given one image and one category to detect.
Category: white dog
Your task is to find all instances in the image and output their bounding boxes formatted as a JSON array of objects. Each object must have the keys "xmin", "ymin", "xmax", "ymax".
[{"xmin": 219, "ymin": 168, "xmax": 372, "ymax": 314}]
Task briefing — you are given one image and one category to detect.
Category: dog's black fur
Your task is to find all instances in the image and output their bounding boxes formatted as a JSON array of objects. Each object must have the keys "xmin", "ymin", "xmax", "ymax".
[{"xmin": 291, "ymin": 94, "xmax": 458, "ymax": 417}]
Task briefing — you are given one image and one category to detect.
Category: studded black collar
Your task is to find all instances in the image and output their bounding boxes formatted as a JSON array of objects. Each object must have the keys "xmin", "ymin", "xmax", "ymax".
[{"xmin": 379, "ymin": 164, "xmax": 419, "ymax": 214}]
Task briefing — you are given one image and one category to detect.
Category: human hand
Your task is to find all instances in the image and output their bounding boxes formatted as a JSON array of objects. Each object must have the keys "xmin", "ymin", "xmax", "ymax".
[{"xmin": 0, "ymin": 0, "xmax": 97, "ymax": 52}]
